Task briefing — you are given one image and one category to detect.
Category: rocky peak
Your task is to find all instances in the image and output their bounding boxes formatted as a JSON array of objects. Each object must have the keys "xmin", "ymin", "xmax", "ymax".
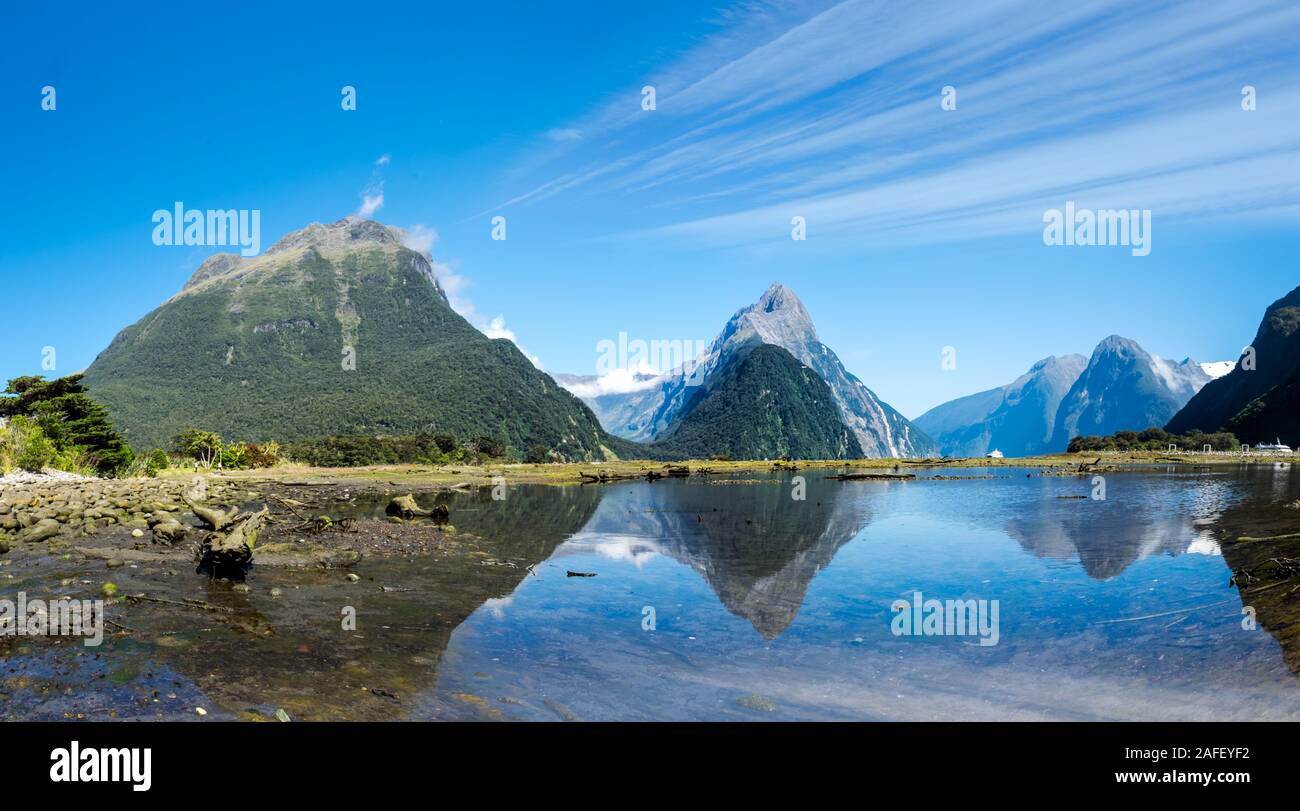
[
  {"xmin": 183, "ymin": 252, "xmax": 243, "ymax": 291},
  {"xmin": 729, "ymin": 282, "xmax": 819, "ymax": 348},
  {"xmin": 1092, "ymin": 334, "xmax": 1145, "ymax": 361},
  {"xmin": 265, "ymin": 215, "xmax": 404, "ymax": 256}
]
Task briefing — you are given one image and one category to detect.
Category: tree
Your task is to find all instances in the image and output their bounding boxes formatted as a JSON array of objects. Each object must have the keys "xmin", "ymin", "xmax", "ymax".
[
  {"xmin": 172, "ymin": 428, "xmax": 224, "ymax": 468},
  {"xmin": 473, "ymin": 436, "xmax": 504, "ymax": 458},
  {"xmin": 0, "ymin": 374, "xmax": 134, "ymax": 475}
]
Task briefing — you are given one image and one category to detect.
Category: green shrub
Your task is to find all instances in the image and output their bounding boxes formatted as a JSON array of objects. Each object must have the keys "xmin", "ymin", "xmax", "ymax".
[
  {"xmin": 3, "ymin": 416, "xmax": 57, "ymax": 472},
  {"xmin": 147, "ymin": 449, "xmax": 169, "ymax": 472},
  {"xmin": 0, "ymin": 375, "xmax": 135, "ymax": 476}
]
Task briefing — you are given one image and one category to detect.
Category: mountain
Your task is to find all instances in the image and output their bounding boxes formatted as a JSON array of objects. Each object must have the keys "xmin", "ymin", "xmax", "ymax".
[
  {"xmin": 1048, "ymin": 335, "xmax": 1212, "ymax": 450},
  {"xmin": 560, "ymin": 283, "xmax": 937, "ymax": 458},
  {"xmin": 654, "ymin": 344, "xmax": 863, "ymax": 460},
  {"xmin": 82, "ymin": 216, "xmax": 623, "ymax": 459},
  {"xmin": 914, "ymin": 354, "xmax": 1087, "ymax": 457},
  {"xmin": 1167, "ymin": 285, "xmax": 1300, "ymax": 444}
]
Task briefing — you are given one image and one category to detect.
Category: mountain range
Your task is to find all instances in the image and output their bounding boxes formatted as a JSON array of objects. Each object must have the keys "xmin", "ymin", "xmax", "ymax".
[
  {"xmin": 73, "ymin": 216, "xmax": 1296, "ymax": 461},
  {"xmin": 917, "ymin": 336, "xmax": 1226, "ymax": 457}
]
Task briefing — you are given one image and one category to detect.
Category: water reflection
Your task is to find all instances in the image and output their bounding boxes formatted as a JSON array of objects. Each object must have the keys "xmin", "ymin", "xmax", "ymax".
[
  {"xmin": 1003, "ymin": 473, "xmax": 1234, "ymax": 579},
  {"xmin": 8, "ymin": 465, "xmax": 1300, "ymax": 720},
  {"xmin": 562, "ymin": 474, "xmax": 871, "ymax": 639}
]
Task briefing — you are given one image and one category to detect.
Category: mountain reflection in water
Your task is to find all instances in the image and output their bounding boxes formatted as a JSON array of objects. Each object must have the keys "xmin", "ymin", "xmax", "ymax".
[{"xmin": 425, "ymin": 466, "xmax": 1300, "ymax": 720}]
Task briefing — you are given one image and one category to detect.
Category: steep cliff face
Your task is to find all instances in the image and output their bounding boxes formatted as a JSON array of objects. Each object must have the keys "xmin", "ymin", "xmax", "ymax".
[{"xmin": 1168, "ymin": 285, "xmax": 1300, "ymax": 445}]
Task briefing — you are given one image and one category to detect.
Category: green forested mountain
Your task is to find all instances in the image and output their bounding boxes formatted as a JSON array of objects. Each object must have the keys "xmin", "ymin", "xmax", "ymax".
[
  {"xmin": 1224, "ymin": 364, "xmax": 1300, "ymax": 443},
  {"xmin": 82, "ymin": 217, "xmax": 621, "ymax": 460},
  {"xmin": 654, "ymin": 344, "xmax": 863, "ymax": 460},
  {"xmin": 1167, "ymin": 284, "xmax": 1300, "ymax": 444}
]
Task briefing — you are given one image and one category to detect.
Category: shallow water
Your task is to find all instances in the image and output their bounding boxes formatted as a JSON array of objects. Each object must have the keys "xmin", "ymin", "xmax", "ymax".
[{"xmin": 5, "ymin": 465, "xmax": 1300, "ymax": 721}]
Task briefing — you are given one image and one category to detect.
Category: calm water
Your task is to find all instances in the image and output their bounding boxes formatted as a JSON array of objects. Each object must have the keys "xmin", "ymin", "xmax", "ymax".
[
  {"xmin": 417, "ymin": 465, "xmax": 1300, "ymax": 720},
  {"xmin": 7, "ymin": 465, "xmax": 1300, "ymax": 721}
]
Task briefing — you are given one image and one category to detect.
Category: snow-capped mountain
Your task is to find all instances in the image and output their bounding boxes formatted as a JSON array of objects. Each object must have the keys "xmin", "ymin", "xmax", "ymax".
[
  {"xmin": 1199, "ymin": 360, "xmax": 1235, "ymax": 380},
  {"xmin": 558, "ymin": 283, "xmax": 937, "ymax": 458}
]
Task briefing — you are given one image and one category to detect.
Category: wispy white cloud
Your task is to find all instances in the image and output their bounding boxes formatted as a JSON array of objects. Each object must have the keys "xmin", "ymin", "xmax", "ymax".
[
  {"xmin": 545, "ymin": 127, "xmax": 584, "ymax": 142},
  {"xmin": 357, "ymin": 154, "xmax": 390, "ymax": 217},
  {"xmin": 399, "ymin": 223, "xmax": 543, "ymax": 368},
  {"xmin": 486, "ymin": 0, "xmax": 1300, "ymax": 248},
  {"xmin": 357, "ymin": 189, "xmax": 384, "ymax": 217}
]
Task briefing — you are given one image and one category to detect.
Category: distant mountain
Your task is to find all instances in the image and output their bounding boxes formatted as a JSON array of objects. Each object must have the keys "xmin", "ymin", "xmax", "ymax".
[
  {"xmin": 560, "ymin": 283, "xmax": 936, "ymax": 458},
  {"xmin": 550, "ymin": 371, "xmax": 662, "ymax": 435},
  {"xmin": 82, "ymin": 216, "xmax": 625, "ymax": 459},
  {"xmin": 914, "ymin": 354, "xmax": 1087, "ymax": 457},
  {"xmin": 654, "ymin": 344, "xmax": 863, "ymax": 460},
  {"xmin": 1167, "ymin": 285, "xmax": 1300, "ymax": 445},
  {"xmin": 1048, "ymin": 335, "xmax": 1212, "ymax": 450}
]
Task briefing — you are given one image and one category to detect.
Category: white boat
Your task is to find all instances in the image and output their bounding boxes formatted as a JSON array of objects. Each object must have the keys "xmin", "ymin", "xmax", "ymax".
[
  {"xmin": 1257, "ymin": 438, "xmax": 1293, "ymax": 453},
  {"xmin": 986, "ymin": 449, "xmax": 1004, "ymax": 459}
]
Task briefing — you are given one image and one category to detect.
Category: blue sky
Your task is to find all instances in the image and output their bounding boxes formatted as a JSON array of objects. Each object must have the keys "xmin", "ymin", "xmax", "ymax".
[{"xmin": 2, "ymin": 0, "xmax": 1299, "ymax": 418}]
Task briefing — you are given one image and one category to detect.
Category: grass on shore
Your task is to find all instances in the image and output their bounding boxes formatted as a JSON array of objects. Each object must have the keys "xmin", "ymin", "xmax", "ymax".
[{"xmin": 155, "ymin": 449, "xmax": 1295, "ymax": 488}]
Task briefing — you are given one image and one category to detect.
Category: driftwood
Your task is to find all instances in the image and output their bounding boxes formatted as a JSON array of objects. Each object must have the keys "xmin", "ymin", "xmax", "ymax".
[
  {"xmin": 386, "ymin": 494, "xmax": 450, "ymax": 521},
  {"xmin": 1076, "ymin": 457, "xmax": 1104, "ymax": 472},
  {"xmin": 185, "ymin": 498, "xmax": 240, "ymax": 531},
  {"xmin": 197, "ymin": 505, "xmax": 269, "ymax": 579},
  {"xmin": 580, "ymin": 470, "xmax": 656, "ymax": 484},
  {"xmin": 827, "ymin": 472, "xmax": 917, "ymax": 481},
  {"xmin": 664, "ymin": 466, "xmax": 691, "ymax": 478}
]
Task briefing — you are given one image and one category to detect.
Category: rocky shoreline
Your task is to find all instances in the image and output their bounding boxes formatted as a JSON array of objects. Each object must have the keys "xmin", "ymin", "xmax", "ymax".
[{"xmin": 0, "ymin": 474, "xmax": 536, "ymax": 721}]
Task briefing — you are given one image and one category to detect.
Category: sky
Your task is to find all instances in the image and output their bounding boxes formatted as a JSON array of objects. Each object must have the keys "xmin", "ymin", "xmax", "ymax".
[{"xmin": 2, "ymin": 0, "xmax": 1299, "ymax": 418}]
